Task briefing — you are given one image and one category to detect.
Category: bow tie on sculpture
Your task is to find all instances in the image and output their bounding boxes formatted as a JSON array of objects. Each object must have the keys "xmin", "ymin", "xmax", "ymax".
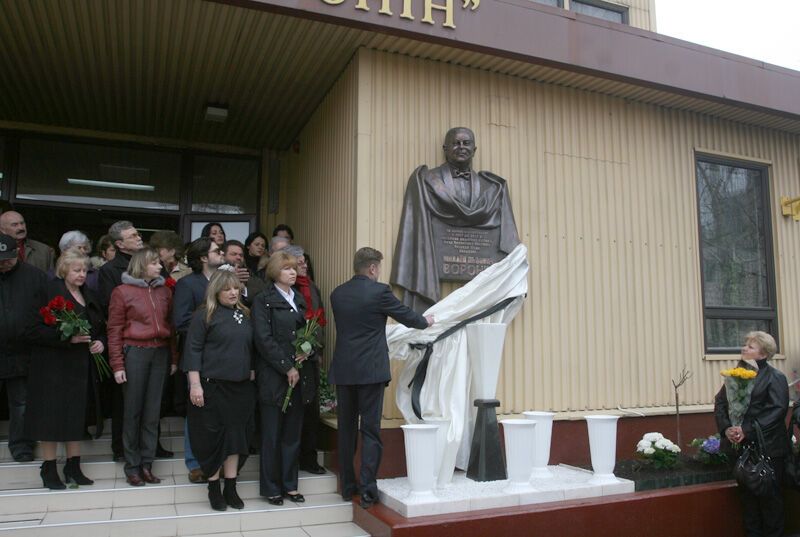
[{"xmin": 391, "ymin": 127, "xmax": 521, "ymax": 314}]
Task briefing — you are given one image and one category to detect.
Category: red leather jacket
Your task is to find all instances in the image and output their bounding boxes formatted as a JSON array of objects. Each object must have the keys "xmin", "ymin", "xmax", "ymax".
[{"xmin": 107, "ymin": 274, "xmax": 178, "ymax": 372}]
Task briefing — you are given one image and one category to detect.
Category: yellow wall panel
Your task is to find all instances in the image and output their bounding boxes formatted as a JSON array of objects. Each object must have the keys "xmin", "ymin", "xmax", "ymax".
[
  {"xmin": 280, "ymin": 56, "xmax": 360, "ymax": 371},
  {"xmin": 351, "ymin": 49, "xmax": 800, "ymax": 419}
]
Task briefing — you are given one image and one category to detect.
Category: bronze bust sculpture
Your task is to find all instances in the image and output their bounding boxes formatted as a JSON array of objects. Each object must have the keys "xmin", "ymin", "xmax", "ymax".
[{"xmin": 391, "ymin": 127, "xmax": 520, "ymax": 313}]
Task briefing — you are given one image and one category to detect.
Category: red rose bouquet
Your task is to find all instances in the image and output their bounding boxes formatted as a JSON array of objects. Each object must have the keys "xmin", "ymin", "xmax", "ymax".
[
  {"xmin": 281, "ymin": 308, "xmax": 327, "ymax": 413},
  {"xmin": 39, "ymin": 296, "xmax": 113, "ymax": 381}
]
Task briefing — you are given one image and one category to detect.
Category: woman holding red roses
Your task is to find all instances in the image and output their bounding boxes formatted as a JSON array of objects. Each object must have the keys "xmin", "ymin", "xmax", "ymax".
[
  {"xmin": 252, "ymin": 252, "xmax": 310, "ymax": 505},
  {"xmin": 27, "ymin": 248, "xmax": 107, "ymax": 489}
]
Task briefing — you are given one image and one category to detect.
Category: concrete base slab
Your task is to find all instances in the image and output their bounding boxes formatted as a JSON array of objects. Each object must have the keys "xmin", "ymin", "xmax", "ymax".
[{"xmin": 377, "ymin": 465, "xmax": 634, "ymax": 518}]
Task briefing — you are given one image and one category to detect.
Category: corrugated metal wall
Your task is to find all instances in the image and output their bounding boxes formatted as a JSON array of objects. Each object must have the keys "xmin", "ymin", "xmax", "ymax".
[
  {"xmin": 279, "ymin": 57, "xmax": 360, "ymax": 372},
  {"xmin": 350, "ymin": 48, "xmax": 800, "ymax": 420}
]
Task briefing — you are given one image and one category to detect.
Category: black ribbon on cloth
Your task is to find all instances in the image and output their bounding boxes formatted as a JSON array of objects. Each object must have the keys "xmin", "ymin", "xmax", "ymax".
[{"xmin": 408, "ymin": 296, "xmax": 520, "ymax": 420}]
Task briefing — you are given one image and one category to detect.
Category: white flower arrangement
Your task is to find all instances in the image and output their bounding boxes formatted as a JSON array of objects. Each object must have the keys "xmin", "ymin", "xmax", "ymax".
[
  {"xmin": 635, "ymin": 432, "xmax": 680, "ymax": 469},
  {"xmin": 642, "ymin": 432, "xmax": 664, "ymax": 443}
]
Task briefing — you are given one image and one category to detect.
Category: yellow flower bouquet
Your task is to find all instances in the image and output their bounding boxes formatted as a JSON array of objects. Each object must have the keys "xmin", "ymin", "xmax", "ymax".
[{"xmin": 721, "ymin": 366, "xmax": 757, "ymax": 430}]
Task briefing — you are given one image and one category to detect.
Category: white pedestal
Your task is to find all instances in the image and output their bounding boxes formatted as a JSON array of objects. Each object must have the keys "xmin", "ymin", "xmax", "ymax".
[
  {"xmin": 501, "ymin": 419, "xmax": 536, "ymax": 493},
  {"xmin": 466, "ymin": 323, "xmax": 508, "ymax": 400},
  {"xmin": 401, "ymin": 424, "xmax": 439, "ymax": 501},
  {"xmin": 523, "ymin": 411, "xmax": 555, "ymax": 479},
  {"xmin": 423, "ymin": 416, "xmax": 452, "ymax": 488},
  {"xmin": 585, "ymin": 415, "xmax": 620, "ymax": 484}
]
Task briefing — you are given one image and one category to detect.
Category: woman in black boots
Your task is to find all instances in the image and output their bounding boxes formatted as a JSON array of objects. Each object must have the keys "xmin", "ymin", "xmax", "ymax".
[
  {"xmin": 27, "ymin": 249, "xmax": 106, "ymax": 489},
  {"xmin": 184, "ymin": 270, "xmax": 256, "ymax": 511}
]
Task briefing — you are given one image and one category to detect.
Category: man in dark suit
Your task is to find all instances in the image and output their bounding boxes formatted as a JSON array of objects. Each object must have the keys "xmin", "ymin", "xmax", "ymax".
[
  {"xmin": 97, "ymin": 220, "xmax": 144, "ymax": 460},
  {"xmin": 330, "ymin": 247, "xmax": 433, "ymax": 508},
  {"xmin": 98, "ymin": 220, "xmax": 144, "ymax": 312}
]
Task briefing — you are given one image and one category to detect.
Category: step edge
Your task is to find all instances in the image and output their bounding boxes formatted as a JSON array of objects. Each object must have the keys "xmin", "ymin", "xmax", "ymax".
[{"xmin": 0, "ymin": 501, "xmax": 352, "ymax": 531}]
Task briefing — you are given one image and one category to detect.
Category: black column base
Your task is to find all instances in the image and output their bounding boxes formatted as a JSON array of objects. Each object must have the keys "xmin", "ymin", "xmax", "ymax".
[{"xmin": 466, "ymin": 398, "xmax": 507, "ymax": 482}]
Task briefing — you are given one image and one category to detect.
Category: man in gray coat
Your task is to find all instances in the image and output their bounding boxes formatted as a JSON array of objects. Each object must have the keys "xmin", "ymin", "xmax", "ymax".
[
  {"xmin": 329, "ymin": 247, "xmax": 433, "ymax": 508},
  {"xmin": 0, "ymin": 210, "xmax": 55, "ymax": 272}
]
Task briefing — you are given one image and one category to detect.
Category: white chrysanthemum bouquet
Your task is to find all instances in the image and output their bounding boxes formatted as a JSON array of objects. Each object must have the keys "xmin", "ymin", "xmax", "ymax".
[{"xmin": 635, "ymin": 432, "xmax": 681, "ymax": 469}]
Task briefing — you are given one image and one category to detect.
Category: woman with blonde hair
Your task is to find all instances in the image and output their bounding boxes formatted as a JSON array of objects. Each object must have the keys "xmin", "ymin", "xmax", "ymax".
[
  {"xmin": 107, "ymin": 248, "xmax": 178, "ymax": 487},
  {"xmin": 185, "ymin": 270, "xmax": 256, "ymax": 511},
  {"xmin": 714, "ymin": 331, "xmax": 789, "ymax": 537},
  {"xmin": 253, "ymin": 251, "xmax": 311, "ymax": 505},
  {"xmin": 27, "ymin": 249, "xmax": 106, "ymax": 489}
]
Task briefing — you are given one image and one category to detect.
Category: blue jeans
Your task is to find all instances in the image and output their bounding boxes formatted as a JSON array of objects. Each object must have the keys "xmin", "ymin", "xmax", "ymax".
[{"xmin": 184, "ymin": 417, "xmax": 200, "ymax": 471}]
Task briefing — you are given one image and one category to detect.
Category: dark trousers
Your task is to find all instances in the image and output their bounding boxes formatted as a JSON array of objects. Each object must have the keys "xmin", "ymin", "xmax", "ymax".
[
  {"xmin": 299, "ymin": 393, "xmax": 320, "ymax": 468},
  {"xmin": 259, "ymin": 387, "xmax": 303, "ymax": 497},
  {"xmin": 739, "ymin": 456, "xmax": 785, "ymax": 537},
  {"xmin": 111, "ymin": 381, "xmax": 124, "ymax": 454},
  {"xmin": 336, "ymin": 383, "xmax": 384, "ymax": 498},
  {"xmin": 0, "ymin": 377, "xmax": 33, "ymax": 458},
  {"xmin": 121, "ymin": 346, "xmax": 168, "ymax": 476}
]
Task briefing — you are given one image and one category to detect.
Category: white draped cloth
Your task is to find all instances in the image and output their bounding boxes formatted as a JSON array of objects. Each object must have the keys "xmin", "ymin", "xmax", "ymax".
[{"xmin": 387, "ymin": 244, "xmax": 529, "ymax": 478}]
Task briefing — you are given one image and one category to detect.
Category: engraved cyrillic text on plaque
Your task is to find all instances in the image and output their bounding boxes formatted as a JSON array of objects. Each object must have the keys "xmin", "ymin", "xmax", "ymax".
[
  {"xmin": 432, "ymin": 218, "xmax": 503, "ymax": 282},
  {"xmin": 390, "ymin": 127, "xmax": 521, "ymax": 312}
]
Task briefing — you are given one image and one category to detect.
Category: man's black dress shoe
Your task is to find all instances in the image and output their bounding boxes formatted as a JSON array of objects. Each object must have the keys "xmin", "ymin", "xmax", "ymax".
[
  {"xmin": 155, "ymin": 444, "xmax": 173, "ymax": 458},
  {"xmin": 13, "ymin": 453, "xmax": 33, "ymax": 463},
  {"xmin": 360, "ymin": 493, "xmax": 377, "ymax": 509},
  {"xmin": 112, "ymin": 451, "xmax": 124, "ymax": 462},
  {"xmin": 300, "ymin": 462, "xmax": 326, "ymax": 475},
  {"xmin": 266, "ymin": 496, "xmax": 283, "ymax": 506},
  {"xmin": 284, "ymin": 492, "xmax": 305, "ymax": 503}
]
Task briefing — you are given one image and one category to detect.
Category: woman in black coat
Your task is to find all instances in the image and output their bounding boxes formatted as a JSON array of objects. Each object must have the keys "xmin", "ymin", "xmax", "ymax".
[
  {"xmin": 714, "ymin": 331, "xmax": 789, "ymax": 537},
  {"xmin": 252, "ymin": 251, "xmax": 313, "ymax": 505},
  {"xmin": 27, "ymin": 249, "xmax": 107, "ymax": 489}
]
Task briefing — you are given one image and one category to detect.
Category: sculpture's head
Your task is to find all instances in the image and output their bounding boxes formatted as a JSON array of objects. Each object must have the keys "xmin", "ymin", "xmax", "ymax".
[{"xmin": 443, "ymin": 127, "xmax": 477, "ymax": 169}]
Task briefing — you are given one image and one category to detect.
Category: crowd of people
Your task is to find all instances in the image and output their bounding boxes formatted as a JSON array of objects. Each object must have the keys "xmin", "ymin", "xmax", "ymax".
[{"xmin": 0, "ymin": 210, "xmax": 336, "ymax": 511}]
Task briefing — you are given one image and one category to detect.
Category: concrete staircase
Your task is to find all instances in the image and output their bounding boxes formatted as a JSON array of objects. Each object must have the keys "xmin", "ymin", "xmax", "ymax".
[{"xmin": 0, "ymin": 417, "xmax": 368, "ymax": 537}]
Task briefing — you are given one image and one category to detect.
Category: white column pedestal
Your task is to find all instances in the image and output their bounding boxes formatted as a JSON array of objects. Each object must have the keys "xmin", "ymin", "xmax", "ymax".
[
  {"xmin": 585, "ymin": 415, "xmax": 620, "ymax": 484},
  {"xmin": 523, "ymin": 411, "xmax": 555, "ymax": 479},
  {"xmin": 500, "ymin": 419, "xmax": 536, "ymax": 493},
  {"xmin": 401, "ymin": 424, "xmax": 439, "ymax": 501},
  {"xmin": 423, "ymin": 417, "xmax": 452, "ymax": 488}
]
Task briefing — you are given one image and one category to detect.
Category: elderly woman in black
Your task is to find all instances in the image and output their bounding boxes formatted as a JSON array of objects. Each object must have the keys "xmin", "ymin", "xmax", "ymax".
[
  {"xmin": 253, "ymin": 251, "xmax": 312, "ymax": 505},
  {"xmin": 27, "ymin": 249, "xmax": 106, "ymax": 489},
  {"xmin": 185, "ymin": 270, "xmax": 256, "ymax": 511},
  {"xmin": 714, "ymin": 331, "xmax": 789, "ymax": 537}
]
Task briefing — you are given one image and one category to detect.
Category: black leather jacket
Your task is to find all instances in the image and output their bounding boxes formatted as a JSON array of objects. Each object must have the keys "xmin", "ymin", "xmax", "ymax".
[
  {"xmin": 252, "ymin": 284, "xmax": 313, "ymax": 406},
  {"xmin": 714, "ymin": 359, "xmax": 789, "ymax": 457}
]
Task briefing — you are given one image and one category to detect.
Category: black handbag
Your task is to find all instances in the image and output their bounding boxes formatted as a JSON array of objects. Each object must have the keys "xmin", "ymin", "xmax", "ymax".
[{"xmin": 733, "ymin": 420, "xmax": 780, "ymax": 497}]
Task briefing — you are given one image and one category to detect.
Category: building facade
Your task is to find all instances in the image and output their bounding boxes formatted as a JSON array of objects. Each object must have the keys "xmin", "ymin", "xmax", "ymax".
[{"xmin": 2, "ymin": 0, "xmax": 800, "ymax": 429}]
